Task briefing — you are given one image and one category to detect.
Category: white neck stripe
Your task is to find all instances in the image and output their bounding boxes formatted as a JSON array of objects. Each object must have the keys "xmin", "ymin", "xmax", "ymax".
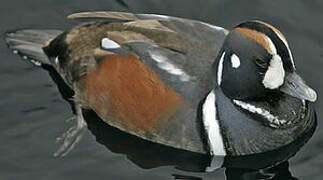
[{"xmin": 202, "ymin": 90, "xmax": 226, "ymax": 156}]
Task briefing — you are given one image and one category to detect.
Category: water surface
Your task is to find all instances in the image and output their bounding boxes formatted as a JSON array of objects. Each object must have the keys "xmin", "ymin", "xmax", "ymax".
[{"xmin": 1, "ymin": 0, "xmax": 322, "ymax": 179}]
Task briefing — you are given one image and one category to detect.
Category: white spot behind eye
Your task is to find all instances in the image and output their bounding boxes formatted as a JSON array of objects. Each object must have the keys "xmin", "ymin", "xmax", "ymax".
[
  {"xmin": 217, "ymin": 52, "xmax": 226, "ymax": 85},
  {"xmin": 231, "ymin": 54, "xmax": 240, "ymax": 68},
  {"xmin": 101, "ymin": 38, "xmax": 120, "ymax": 49},
  {"xmin": 262, "ymin": 54, "xmax": 285, "ymax": 89}
]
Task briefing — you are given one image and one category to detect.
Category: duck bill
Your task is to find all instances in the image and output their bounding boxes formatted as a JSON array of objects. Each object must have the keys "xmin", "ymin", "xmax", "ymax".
[{"xmin": 280, "ymin": 72, "xmax": 317, "ymax": 102}]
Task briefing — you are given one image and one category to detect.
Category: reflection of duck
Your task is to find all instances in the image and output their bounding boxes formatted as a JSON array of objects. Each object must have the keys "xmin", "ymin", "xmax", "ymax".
[
  {"xmin": 84, "ymin": 109, "xmax": 211, "ymax": 172},
  {"xmin": 5, "ymin": 11, "xmax": 317, "ymax": 168}
]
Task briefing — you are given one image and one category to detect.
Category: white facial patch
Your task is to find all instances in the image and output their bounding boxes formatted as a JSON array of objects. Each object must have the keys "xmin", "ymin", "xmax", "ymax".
[
  {"xmin": 233, "ymin": 100, "xmax": 287, "ymax": 128},
  {"xmin": 149, "ymin": 51, "xmax": 191, "ymax": 81},
  {"xmin": 262, "ymin": 54, "xmax": 285, "ymax": 89},
  {"xmin": 101, "ymin": 37, "xmax": 120, "ymax": 49},
  {"xmin": 202, "ymin": 90, "xmax": 226, "ymax": 156},
  {"xmin": 231, "ymin": 53, "xmax": 240, "ymax": 68},
  {"xmin": 217, "ymin": 52, "xmax": 226, "ymax": 85}
]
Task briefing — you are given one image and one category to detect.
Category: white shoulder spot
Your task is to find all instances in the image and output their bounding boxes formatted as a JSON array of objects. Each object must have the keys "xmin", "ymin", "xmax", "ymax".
[
  {"xmin": 231, "ymin": 53, "xmax": 240, "ymax": 68},
  {"xmin": 101, "ymin": 37, "xmax": 120, "ymax": 49},
  {"xmin": 217, "ymin": 52, "xmax": 226, "ymax": 85},
  {"xmin": 262, "ymin": 54, "xmax": 285, "ymax": 89},
  {"xmin": 149, "ymin": 51, "xmax": 191, "ymax": 82},
  {"xmin": 202, "ymin": 90, "xmax": 226, "ymax": 156}
]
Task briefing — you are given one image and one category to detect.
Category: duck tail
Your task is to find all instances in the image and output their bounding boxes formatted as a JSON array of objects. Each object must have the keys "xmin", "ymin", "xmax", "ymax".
[{"xmin": 5, "ymin": 29, "xmax": 62, "ymax": 65}]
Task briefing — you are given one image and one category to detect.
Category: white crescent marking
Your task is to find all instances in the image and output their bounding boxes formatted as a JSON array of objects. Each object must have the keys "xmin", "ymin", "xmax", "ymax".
[
  {"xmin": 217, "ymin": 52, "xmax": 226, "ymax": 85},
  {"xmin": 149, "ymin": 51, "xmax": 191, "ymax": 82},
  {"xmin": 202, "ymin": 90, "xmax": 226, "ymax": 156}
]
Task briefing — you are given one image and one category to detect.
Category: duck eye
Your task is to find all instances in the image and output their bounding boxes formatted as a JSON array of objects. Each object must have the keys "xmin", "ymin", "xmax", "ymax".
[{"xmin": 231, "ymin": 54, "xmax": 240, "ymax": 68}]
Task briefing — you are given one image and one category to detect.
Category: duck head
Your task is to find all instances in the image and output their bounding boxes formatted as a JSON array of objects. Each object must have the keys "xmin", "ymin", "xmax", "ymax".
[
  {"xmin": 208, "ymin": 21, "xmax": 317, "ymax": 157},
  {"xmin": 214, "ymin": 21, "xmax": 317, "ymax": 103}
]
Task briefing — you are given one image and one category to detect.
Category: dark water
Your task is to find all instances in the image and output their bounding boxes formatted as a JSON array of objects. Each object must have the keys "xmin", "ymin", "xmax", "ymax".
[{"xmin": 1, "ymin": 0, "xmax": 322, "ymax": 179}]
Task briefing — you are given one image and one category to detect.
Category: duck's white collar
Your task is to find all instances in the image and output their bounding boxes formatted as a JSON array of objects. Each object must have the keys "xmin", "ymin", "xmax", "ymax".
[{"xmin": 232, "ymin": 99, "xmax": 288, "ymax": 128}]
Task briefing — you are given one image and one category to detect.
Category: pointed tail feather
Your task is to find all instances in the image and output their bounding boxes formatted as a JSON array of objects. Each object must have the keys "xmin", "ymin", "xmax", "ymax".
[{"xmin": 5, "ymin": 29, "xmax": 62, "ymax": 65}]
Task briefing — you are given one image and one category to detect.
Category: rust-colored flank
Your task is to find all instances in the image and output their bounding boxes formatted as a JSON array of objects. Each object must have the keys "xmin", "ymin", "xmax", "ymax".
[
  {"xmin": 235, "ymin": 27, "xmax": 274, "ymax": 55},
  {"xmin": 80, "ymin": 54, "xmax": 185, "ymax": 134}
]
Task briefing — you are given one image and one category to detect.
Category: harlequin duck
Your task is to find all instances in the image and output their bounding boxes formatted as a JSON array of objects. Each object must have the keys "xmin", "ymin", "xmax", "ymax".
[{"xmin": 5, "ymin": 12, "xmax": 317, "ymax": 159}]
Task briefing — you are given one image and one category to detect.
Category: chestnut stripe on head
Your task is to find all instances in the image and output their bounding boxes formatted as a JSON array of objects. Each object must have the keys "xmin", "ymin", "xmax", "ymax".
[
  {"xmin": 234, "ymin": 27, "xmax": 276, "ymax": 55},
  {"xmin": 236, "ymin": 21, "xmax": 295, "ymax": 71},
  {"xmin": 255, "ymin": 21, "xmax": 288, "ymax": 45},
  {"xmin": 234, "ymin": 24, "xmax": 286, "ymax": 89},
  {"xmin": 255, "ymin": 21, "xmax": 295, "ymax": 69}
]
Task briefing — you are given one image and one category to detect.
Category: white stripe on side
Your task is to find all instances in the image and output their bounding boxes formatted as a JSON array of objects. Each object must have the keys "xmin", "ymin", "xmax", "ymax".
[
  {"xmin": 202, "ymin": 90, "xmax": 226, "ymax": 156},
  {"xmin": 217, "ymin": 52, "xmax": 226, "ymax": 86},
  {"xmin": 149, "ymin": 51, "xmax": 191, "ymax": 82}
]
